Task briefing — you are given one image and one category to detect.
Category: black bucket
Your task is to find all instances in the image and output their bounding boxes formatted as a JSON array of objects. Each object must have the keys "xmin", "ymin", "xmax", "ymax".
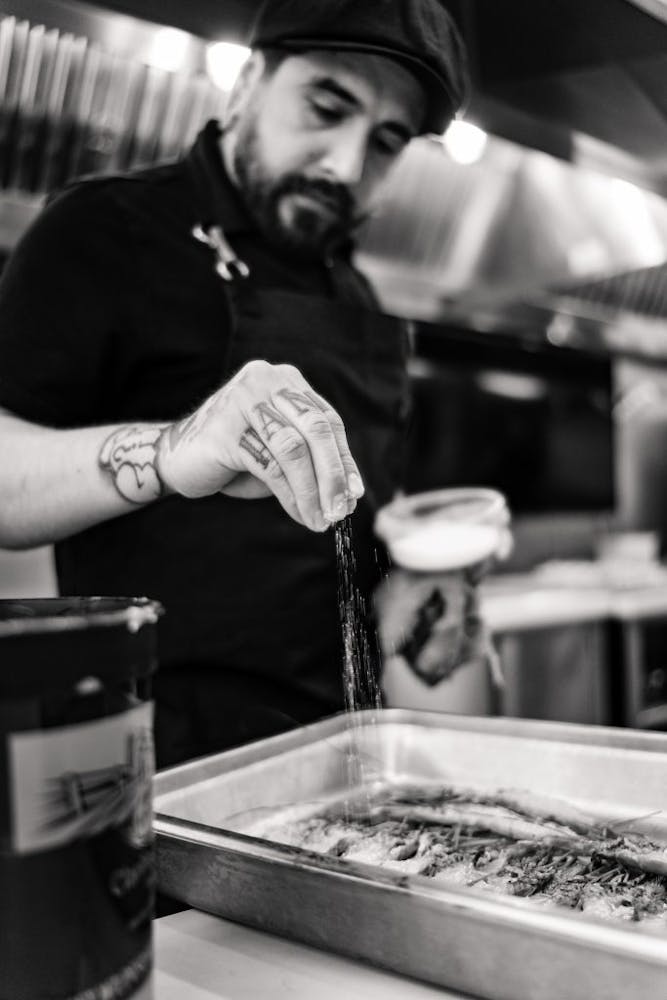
[{"xmin": 0, "ymin": 597, "xmax": 162, "ymax": 1000}]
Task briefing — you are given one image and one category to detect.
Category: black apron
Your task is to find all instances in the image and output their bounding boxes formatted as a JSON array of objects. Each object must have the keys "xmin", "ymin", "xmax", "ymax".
[
  {"xmin": 56, "ymin": 130, "xmax": 411, "ymax": 765},
  {"xmin": 152, "ymin": 273, "xmax": 409, "ymax": 765}
]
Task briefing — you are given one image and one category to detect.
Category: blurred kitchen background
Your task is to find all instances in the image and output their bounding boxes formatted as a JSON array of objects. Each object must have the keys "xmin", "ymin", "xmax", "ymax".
[{"xmin": 2, "ymin": 0, "xmax": 667, "ymax": 730}]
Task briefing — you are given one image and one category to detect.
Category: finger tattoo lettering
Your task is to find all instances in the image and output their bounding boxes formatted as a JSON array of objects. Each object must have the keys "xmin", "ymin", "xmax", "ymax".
[
  {"xmin": 253, "ymin": 401, "xmax": 288, "ymax": 440},
  {"xmin": 276, "ymin": 388, "xmax": 324, "ymax": 416},
  {"xmin": 239, "ymin": 427, "xmax": 272, "ymax": 469},
  {"xmin": 99, "ymin": 426, "xmax": 167, "ymax": 504}
]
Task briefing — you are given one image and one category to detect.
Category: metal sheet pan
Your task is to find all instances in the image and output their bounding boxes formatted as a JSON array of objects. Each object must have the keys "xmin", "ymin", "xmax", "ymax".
[{"xmin": 154, "ymin": 710, "xmax": 667, "ymax": 1000}]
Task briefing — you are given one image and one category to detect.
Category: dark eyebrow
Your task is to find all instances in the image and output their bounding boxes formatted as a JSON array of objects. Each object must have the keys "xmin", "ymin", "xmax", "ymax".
[
  {"xmin": 309, "ymin": 76, "xmax": 359, "ymax": 106},
  {"xmin": 308, "ymin": 76, "xmax": 415, "ymax": 144}
]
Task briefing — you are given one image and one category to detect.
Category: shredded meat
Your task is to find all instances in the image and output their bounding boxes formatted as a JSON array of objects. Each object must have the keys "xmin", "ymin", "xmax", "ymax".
[{"xmin": 251, "ymin": 784, "xmax": 667, "ymax": 926}]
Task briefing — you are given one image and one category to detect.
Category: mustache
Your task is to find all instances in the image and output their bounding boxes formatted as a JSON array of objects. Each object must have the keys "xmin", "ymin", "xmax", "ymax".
[{"xmin": 273, "ymin": 174, "xmax": 356, "ymax": 222}]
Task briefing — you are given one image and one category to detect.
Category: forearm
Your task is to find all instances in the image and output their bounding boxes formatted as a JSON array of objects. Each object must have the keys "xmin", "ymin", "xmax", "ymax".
[
  {"xmin": 0, "ymin": 359, "xmax": 364, "ymax": 549},
  {"xmin": 0, "ymin": 411, "xmax": 169, "ymax": 549}
]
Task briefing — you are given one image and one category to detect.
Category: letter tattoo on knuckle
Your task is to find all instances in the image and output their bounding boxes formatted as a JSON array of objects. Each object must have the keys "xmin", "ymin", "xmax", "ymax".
[
  {"xmin": 252, "ymin": 401, "xmax": 289, "ymax": 440},
  {"xmin": 276, "ymin": 388, "xmax": 325, "ymax": 416},
  {"xmin": 239, "ymin": 426, "xmax": 272, "ymax": 469},
  {"xmin": 99, "ymin": 426, "xmax": 166, "ymax": 504}
]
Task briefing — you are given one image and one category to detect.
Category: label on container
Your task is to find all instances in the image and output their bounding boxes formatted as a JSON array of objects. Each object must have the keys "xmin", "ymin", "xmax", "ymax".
[
  {"xmin": 8, "ymin": 702, "xmax": 153, "ymax": 855},
  {"xmin": 2, "ymin": 702, "xmax": 155, "ymax": 1000}
]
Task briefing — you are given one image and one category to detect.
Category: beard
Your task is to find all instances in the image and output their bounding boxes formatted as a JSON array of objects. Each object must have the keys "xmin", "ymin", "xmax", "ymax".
[{"xmin": 232, "ymin": 117, "xmax": 359, "ymax": 258}]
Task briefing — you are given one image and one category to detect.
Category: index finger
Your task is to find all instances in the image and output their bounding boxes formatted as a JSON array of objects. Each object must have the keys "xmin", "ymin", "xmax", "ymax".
[{"xmin": 294, "ymin": 387, "xmax": 365, "ymax": 501}]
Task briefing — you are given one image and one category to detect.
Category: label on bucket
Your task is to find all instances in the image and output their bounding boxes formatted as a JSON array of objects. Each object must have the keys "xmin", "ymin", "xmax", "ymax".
[
  {"xmin": 2, "ymin": 701, "xmax": 155, "ymax": 1000},
  {"xmin": 8, "ymin": 702, "xmax": 153, "ymax": 855}
]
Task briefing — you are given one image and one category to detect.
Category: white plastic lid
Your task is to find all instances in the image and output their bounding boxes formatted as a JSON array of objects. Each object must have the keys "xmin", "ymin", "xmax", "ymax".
[{"xmin": 375, "ymin": 488, "xmax": 511, "ymax": 572}]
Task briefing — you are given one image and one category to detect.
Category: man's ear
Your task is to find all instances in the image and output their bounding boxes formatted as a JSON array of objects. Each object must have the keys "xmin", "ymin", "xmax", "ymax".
[{"xmin": 223, "ymin": 51, "xmax": 267, "ymax": 127}]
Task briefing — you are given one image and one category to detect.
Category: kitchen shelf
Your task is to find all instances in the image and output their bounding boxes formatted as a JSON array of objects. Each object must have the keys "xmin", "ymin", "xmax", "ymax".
[{"xmin": 0, "ymin": 2, "xmax": 228, "ymax": 253}]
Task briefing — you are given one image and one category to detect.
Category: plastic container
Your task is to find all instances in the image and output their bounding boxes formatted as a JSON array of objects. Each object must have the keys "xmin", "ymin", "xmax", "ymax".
[
  {"xmin": 0, "ymin": 597, "xmax": 162, "ymax": 1000},
  {"xmin": 375, "ymin": 487, "xmax": 512, "ymax": 573}
]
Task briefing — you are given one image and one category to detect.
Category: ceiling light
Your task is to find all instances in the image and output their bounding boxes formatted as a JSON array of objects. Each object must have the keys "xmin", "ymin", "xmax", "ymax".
[
  {"xmin": 442, "ymin": 120, "xmax": 488, "ymax": 165},
  {"xmin": 476, "ymin": 371, "xmax": 548, "ymax": 402},
  {"xmin": 206, "ymin": 42, "xmax": 251, "ymax": 91},
  {"xmin": 145, "ymin": 27, "xmax": 191, "ymax": 73}
]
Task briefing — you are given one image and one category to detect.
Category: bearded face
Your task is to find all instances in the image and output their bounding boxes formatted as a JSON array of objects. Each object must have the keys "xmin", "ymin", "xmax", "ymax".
[
  {"xmin": 232, "ymin": 105, "xmax": 359, "ymax": 258},
  {"xmin": 223, "ymin": 51, "xmax": 424, "ymax": 259}
]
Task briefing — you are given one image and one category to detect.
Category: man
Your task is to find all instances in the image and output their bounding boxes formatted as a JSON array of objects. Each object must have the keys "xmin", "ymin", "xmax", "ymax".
[{"xmin": 0, "ymin": 0, "xmax": 474, "ymax": 767}]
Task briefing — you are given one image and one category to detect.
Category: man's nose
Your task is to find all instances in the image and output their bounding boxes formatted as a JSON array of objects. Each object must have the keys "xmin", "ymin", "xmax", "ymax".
[{"xmin": 318, "ymin": 125, "xmax": 368, "ymax": 187}]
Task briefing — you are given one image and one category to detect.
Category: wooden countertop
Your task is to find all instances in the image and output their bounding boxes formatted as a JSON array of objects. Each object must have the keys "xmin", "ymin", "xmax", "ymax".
[{"xmin": 150, "ymin": 909, "xmax": 467, "ymax": 999}]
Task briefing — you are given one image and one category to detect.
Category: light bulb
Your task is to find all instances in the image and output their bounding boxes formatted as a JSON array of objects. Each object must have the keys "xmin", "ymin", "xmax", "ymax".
[
  {"xmin": 443, "ymin": 120, "xmax": 488, "ymax": 165},
  {"xmin": 206, "ymin": 42, "xmax": 251, "ymax": 91},
  {"xmin": 146, "ymin": 27, "xmax": 191, "ymax": 73}
]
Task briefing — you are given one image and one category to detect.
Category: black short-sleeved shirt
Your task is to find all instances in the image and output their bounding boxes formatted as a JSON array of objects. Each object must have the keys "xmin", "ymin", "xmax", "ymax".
[
  {"xmin": 0, "ymin": 122, "xmax": 389, "ymax": 710},
  {"xmin": 0, "ymin": 121, "xmax": 374, "ymax": 429}
]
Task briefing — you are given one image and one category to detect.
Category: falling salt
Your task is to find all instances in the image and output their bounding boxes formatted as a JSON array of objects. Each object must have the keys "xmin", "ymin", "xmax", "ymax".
[{"xmin": 334, "ymin": 516, "xmax": 383, "ymax": 817}]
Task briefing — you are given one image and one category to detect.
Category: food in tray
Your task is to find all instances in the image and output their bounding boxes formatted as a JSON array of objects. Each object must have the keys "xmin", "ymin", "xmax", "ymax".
[{"xmin": 249, "ymin": 784, "xmax": 667, "ymax": 926}]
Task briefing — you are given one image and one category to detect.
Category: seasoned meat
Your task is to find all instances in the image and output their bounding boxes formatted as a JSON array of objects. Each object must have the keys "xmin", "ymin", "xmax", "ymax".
[{"xmin": 251, "ymin": 783, "xmax": 667, "ymax": 926}]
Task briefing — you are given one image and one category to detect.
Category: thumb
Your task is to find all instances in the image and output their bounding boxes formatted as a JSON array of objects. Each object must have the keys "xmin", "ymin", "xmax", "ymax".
[{"xmin": 221, "ymin": 471, "xmax": 272, "ymax": 499}]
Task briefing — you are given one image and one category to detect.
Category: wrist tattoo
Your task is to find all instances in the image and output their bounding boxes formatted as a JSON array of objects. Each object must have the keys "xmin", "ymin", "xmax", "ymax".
[{"xmin": 99, "ymin": 426, "xmax": 167, "ymax": 504}]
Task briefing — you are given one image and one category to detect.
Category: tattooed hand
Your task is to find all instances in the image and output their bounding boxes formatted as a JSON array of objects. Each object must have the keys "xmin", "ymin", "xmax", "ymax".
[{"xmin": 156, "ymin": 361, "xmax": 364, "ymax": 531}]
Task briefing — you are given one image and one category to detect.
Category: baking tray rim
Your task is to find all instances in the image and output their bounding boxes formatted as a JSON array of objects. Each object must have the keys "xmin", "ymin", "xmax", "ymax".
[{"xmin": 153, "ymin": 707, "xmax": 667, "ymax": 797}]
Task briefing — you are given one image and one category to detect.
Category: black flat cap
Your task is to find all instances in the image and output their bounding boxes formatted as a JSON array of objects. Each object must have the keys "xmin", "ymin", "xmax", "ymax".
[{"xmin": 247, "ymin": 0, "xmax": 469, "ymax": 135}]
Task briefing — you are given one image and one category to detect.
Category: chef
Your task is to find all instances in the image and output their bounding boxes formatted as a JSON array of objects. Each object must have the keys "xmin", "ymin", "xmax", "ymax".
[{"xmin": 0, "ymin": 0, "xmax": 477, "ymax": 767}]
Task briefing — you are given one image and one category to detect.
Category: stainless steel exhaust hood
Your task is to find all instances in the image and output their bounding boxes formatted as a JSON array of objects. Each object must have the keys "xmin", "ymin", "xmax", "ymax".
[
  {"xmin": 1, "ymin": 0, "xmax": 667, "ymax": 358},
  {"xmin": 357, "ymin": 131, "xmax": 667, "ymax": 333}
]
